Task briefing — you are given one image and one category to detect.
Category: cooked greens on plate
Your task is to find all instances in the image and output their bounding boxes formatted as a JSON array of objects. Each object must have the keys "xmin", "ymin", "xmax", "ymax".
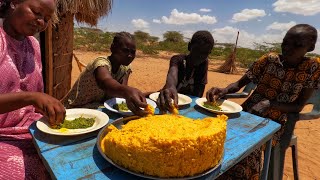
[
  {"xmin": 113, "ymin": 102, "xmax": 130, "ymax": 112},
  {"xmin": 203, "ymin": 101, "xmax": 222, "ymax": 111},
  {"xmin": 53, "ymin": 116, "xmax": 95, "ymax": 129}
]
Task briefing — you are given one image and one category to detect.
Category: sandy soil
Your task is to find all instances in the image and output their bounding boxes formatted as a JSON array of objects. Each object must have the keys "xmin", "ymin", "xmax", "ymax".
[{"xmin": 72, "ymin": 50, "xmax": 320, "ymax": 180}]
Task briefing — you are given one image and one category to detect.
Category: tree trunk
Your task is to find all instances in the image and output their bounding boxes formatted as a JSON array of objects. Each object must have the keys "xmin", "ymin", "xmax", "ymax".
[{"xmin": 51, "ymin": 12, "xmax": 74, "ymax": 100}]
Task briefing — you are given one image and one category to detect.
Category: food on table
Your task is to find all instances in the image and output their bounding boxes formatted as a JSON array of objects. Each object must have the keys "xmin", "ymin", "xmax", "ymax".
[
  {"xmin": 203, "ymin": 101, "xmax": 222, "ymax": 111},
  {"xmin": 171, "ymin": 105, "xmax": 179, "ymax": 115},
  {"xmin": 113, "ymin": 101, "xmax": 129, "ymax": 111},
  {"xmin": 145, "ymin": 104, "xmax": 155, "ymax": 116},
  {"xmin": 53, "ymin": 116, "xmax": 95, "ymax": 129},
  {"xmin": 101, "ymin": 114, "xmax": 227, "ymax": 178}
]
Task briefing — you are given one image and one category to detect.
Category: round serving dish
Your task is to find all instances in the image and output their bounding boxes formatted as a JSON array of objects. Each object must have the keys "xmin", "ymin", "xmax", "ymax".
[{"xmin": 97, "ymin": 115, "xmax": 223, "ymax": 180}]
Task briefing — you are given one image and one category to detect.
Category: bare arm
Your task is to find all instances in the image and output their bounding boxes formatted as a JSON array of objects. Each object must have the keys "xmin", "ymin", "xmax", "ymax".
[
  {"xmin": 224, "ymin": 75, "xmax": 252, "ymax": 94},
  {"xmin": 0, "ymin": 92, "xmax": 36, "ymax": 113},
  {"xmin": 94, "ymin": 66, "xmax": 147, "ymax": 116},
  {"xmin": 95, "ymin": 66, "xmax": 130, "ymax": 97},
  {"xmin": 158, "ymin": 64, "xmax": 179, "ymax": 111},
  {"xmin": 0, "ymin": 92, "xmax": 65, "ymax": 126},
  {"xmin": 206, "ymin": 74, "xmax": 251, "ymax": 101},
  {"xmin": 163, "ymin": 64, "xmax": 179, "ymax": 89}
]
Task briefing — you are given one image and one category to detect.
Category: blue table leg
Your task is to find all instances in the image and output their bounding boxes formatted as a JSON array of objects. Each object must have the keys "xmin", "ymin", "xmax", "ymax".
[{"xmin": 261, "ymin": 139, "xmax": 272, "ymax": 180}]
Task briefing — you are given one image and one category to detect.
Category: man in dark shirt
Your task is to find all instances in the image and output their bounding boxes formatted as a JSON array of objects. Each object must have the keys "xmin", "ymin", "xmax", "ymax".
[{"xmin": 158, "ymin": 30, "xmax": 214, "ymax": 112}]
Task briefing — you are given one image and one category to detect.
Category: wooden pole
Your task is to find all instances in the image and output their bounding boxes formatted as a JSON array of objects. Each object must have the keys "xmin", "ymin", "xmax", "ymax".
[
  {"xmin": 233, "ymin": 31, "xmax": 239, "ymax": 55},
  {"xmin": 52, "ymin": 12, "xmax": 74, "ymax": 100},
  {"xmin": 44, "ymin": 22, "xmax": 53, "ymax": 96}
]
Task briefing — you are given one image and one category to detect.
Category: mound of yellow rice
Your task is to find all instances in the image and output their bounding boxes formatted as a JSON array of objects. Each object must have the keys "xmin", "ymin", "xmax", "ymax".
[{"xmin": 101, "ymin": 114, "xmax": 227, "ymax": 178}]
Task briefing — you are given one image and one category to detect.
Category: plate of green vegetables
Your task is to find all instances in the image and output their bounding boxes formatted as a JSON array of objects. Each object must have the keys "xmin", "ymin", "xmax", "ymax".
[
  {"xmin": 104, "ymin": 97, "xmax": 157, "ymax": 116},
  {"xmin": 196, "ymin": 98, "xmax": 243, "ymax": 114},
  {"xmin": 36, "ymin": 108, "xmax": 109, "ymax": 136}
]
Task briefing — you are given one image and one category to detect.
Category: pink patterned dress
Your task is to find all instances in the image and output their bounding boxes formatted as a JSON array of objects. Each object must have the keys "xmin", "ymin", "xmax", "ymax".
[{"xmin": 0, "ymin": 27, "xmax": 49, "ymax": 179}]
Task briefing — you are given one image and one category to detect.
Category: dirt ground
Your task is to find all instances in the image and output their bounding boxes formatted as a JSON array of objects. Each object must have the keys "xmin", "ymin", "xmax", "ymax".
[{"xmin": 72, "ymin": 50, "xmax": 320, "ymax": 180}]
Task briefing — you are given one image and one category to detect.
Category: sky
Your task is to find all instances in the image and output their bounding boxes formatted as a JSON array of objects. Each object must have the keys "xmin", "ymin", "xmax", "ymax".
[{"xmin": 75, "ymin": 0, "xmax": 320, "ymax": 54}]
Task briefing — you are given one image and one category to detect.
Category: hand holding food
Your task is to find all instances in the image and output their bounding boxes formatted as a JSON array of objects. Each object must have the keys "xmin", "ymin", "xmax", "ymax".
[
  {"xmin": 206, "ymin": 87, "xmax": 228, "ymax": 102},
  {"xmin": 157, "ymin": 87, "xmax": 178, "ymax": 114},
  {"xmin": 30, "ymin": 92, "xmax": 66, "ymax": 127},
  {"xmin": 124, "ymin": 87, "xmax": 148, "ymax": 116},
  {"xmin": 170, "ymin": 105, "xmax": 179, "ymax": 115},
  {"xmin": 145, "ymin": 104, "xmax": 155, "ymax": 116}
]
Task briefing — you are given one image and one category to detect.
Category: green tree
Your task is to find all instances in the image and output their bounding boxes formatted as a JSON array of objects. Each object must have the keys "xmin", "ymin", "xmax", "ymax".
[
  {"xmin": 163, "ymin": 31, "xmax": 184, "ymax": 43},
  {"xmin": 134, "ymin": 31, "xmax": 159, "ymax": 44},
  {"xmin": 134, "ymin": 31, "xmax": 150, "ymax": 43},
  {"xmin": 149, "ymin": 36, "xmax": 159, "ymax": 44}
]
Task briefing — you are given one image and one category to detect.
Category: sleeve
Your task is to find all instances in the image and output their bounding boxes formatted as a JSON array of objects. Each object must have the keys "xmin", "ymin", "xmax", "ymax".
[
  {"xmin": 245, "ymin": 53, "xmax": 269, "ymax": 84},
  {"xmin": 305, "ymin": 58, "xmax": 320, "ymax": 89},
  {"xmin": 169, "ymin": 54, "xmax": 185, "ymax": 67},
  {"xmin": 123, "ymin": 65, "xmax": 132, "ymax": 75},
  {"xmin": 89, "ymin": 56, "xmax": 112, "ymax": 72}
]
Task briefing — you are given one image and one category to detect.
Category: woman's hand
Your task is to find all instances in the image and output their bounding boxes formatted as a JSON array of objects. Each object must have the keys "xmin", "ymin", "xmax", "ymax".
[
  {"xmin": 157, "ymin": 87, "xmax": 178, "ymax": 113},
  {"xmin": 29, "ymin": 92, "xmax": 66, "ymax": 127},
  {"xmin": 206, "ymin": 87, "xmax": 228, "ymax": 102},
  {"xmin": 123, "ymin": 87, "xmax": 148, "ymax": 116}
]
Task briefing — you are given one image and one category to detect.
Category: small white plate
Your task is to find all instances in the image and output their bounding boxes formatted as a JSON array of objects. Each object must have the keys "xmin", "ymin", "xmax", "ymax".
[
  {"xmin": 196, "ymin": 98, "xmax": 243, "ymax": 114},
  {"xmin": 36, "ymin": 108, "xmax": 109, "ymax": 136},
  {"xmin": 104, "ymin": 98, "xmax": 157, "ymax": 116},
  {"xmin": 149, "ymin": 92, "xmax": 192, "ymax": 106}
]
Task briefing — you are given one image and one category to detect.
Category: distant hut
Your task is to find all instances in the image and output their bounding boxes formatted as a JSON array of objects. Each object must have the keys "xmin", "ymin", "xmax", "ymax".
[{"xmin": 41, "ymin": 0, "xmax": 113, "ymax": 100}]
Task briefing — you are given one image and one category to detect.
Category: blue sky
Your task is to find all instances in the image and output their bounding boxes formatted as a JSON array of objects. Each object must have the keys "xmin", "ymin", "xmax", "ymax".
[{"xmin": 75, "ymin": 0, "xmax": 320, "ymax": 53}]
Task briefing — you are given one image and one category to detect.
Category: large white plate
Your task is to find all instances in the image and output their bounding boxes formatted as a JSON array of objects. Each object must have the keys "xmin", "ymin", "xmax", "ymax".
[
  {"xmin": 196, "ymin": 97, "xmax": 243, "ymax": 114},
  {"xmin": 149, "ymin": 92, "xmax": 192, "ymax": 106},
  {"xmin": 36, "ymin": 108, "xmax": 109, "ymax": 136},
  {"xmin": 104, "ymin": 98, "xmax": 157, "ymax": 116}
]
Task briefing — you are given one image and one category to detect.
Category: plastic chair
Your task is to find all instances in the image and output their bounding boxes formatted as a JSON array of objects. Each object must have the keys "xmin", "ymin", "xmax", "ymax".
[
  {"xmin": 290, "ymin": 135, "xmax": 298, "ymax": 180},
  {"xmin": 299, "ymin": 88, "xmax": 320, "ymax": 120}
]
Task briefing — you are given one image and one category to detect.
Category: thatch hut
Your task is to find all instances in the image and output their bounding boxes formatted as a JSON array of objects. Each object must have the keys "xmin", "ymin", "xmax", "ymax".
[
  {"xmin": 41, "ymin": 0, "xmax": 113, "ymax": 100},
  {"xmin": 218, "ymin": 31, "xmax": 239, "ymax": 74}
]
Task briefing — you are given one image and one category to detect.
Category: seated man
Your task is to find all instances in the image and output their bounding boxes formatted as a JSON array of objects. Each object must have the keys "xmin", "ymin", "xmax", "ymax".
[{"xmin": 157, "ymin": 30, "xmax": 214, "ymax": 112}]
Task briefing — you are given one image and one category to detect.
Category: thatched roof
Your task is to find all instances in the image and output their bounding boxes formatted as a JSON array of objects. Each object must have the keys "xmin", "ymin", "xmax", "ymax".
[{"xmin": 56, "ymin": 0, "xmax": 113, "ymax": 26}]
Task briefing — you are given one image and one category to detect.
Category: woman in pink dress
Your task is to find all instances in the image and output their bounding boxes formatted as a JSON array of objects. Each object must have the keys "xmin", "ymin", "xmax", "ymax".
[{"xmin": 0, "ymin": 0, "xmax": 65, "ymax": 179}]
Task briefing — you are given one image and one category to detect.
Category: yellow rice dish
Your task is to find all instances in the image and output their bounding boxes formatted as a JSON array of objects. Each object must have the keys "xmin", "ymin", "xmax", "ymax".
[
  {"xmin": 101, "ymin": 114, "xmax": 227, "ymax": 178},
  {"xmin": 145, "ymin": 104, "xmax": 155, "ymax": 116}
]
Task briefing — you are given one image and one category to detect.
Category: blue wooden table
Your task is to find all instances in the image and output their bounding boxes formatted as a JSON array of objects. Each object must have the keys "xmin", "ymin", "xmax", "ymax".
[{"xmin": 29, "ymin": 96, "xmax": 281, "ymax": 180}]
